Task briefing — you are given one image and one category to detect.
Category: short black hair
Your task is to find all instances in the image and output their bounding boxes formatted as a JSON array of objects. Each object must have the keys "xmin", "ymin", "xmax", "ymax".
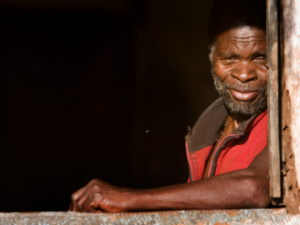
[{"xmin": 208, "ymin": 0, "xmax": 266, "ymax": 47}]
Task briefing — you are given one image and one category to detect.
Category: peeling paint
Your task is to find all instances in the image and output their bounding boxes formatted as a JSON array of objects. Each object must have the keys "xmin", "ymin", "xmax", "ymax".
[
  {"xmin": 282, "ymin": 0, "xmax": 300, "ymax": 214},
  {"xmin": 0, "ymin": 209, "xmax": 299, "ymax": 225}
]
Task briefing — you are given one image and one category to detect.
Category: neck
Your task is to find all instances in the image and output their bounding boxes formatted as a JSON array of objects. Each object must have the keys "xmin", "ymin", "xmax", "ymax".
[{"xmin": 228, "ymin": 113, "xmax": 251, "ymax": 129}]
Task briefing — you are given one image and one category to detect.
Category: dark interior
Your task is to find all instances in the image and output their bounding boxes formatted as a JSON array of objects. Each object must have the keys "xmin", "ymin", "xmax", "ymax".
[{"xmin": 0, "ymin": 0, "xmax": 218, "ymax": 211}]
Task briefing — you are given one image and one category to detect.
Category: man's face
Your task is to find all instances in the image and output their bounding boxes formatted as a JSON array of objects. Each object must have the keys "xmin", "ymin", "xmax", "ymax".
[{"xmin": 210, "ymin": 26, "xmax": 267, "ymax": 115}]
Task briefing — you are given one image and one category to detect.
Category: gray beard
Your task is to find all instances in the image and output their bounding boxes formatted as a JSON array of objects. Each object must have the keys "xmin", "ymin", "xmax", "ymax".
[{"xmin": 212, "ymin": 70, "xmax": 267, "ymax": 115}]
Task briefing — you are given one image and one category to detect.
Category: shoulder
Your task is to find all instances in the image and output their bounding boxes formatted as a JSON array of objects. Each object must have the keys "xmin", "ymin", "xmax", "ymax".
[
  {"xmin": 195, "ymin": 98, "xmax": 225, "ymax": 120},
  {"xmin": 186, "ymin": 98, "xmax": 228, "ymax": 152}
]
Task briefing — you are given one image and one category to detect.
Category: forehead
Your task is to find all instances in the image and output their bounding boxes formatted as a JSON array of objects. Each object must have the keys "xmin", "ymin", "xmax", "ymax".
[{"xmin": 215, "ymin": 26, "xmax": 266, "ymax": 51}]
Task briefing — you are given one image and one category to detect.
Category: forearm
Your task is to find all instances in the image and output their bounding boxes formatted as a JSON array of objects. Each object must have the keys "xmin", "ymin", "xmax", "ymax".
[
  {"xmin": 127, "ymin": 168, "xmax": 270, "ymax": 211},
  {"xmin": 70, "ymin": 156, "xmax": 270, "ymax": 213}
]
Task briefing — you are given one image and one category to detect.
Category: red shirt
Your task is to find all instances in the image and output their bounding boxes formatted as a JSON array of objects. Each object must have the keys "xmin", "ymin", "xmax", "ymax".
[{"xmin": 185, "ymin": 98, "xmax": 267, "ymax": 182}]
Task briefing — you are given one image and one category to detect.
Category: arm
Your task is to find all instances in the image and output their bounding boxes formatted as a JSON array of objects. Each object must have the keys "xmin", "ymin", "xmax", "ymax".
[{"xmin": 70, "ymin": 147, "xmax": 270, "ymax": 212}]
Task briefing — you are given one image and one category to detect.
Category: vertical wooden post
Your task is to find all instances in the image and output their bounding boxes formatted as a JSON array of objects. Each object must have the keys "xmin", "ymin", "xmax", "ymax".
[
  {"xmin": 267, "ymin": 0, "xmax": 281, "ymax": 200},
  {"xmin": 281, "ymin": 0, "xmax": 300, "ymax": 214}
]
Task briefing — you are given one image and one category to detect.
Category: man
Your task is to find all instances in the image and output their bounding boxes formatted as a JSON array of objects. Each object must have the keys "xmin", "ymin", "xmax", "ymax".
[{"xmin": 70, "ymin": 0, "xmax": 270, "ymax": 212}]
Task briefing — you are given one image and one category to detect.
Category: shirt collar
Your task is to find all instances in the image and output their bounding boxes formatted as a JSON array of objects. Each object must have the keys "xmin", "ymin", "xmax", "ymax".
[{"xmin": 186, "ymin": 97, "xmax": 267, "ymax": 153}]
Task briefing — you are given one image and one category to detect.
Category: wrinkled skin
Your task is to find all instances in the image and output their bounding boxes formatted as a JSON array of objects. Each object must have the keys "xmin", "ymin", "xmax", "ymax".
[
  {"xmin": 70, "ymin": 25, "xmax": 270, "ymax": 212},
  {"xmin": 203, "ymin": 25, "xmax": 268, "ymax": 178},
  {"xmin": 69, "ymin": 179, "xmax": 135, "ymax": 212},
  {"xmin": 211, "ymin": 25, "xmax": 268, "ymax": 116}
]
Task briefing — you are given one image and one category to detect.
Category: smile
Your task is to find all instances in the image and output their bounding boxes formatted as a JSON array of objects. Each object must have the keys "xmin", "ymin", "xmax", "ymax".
[{"xmin": 229, "ymin": 89, "xmax": 259, "ymax": 102}]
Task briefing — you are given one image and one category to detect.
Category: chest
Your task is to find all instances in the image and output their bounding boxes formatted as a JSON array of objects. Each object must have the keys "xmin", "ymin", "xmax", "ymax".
[
  {"xmin": 203, "ymin": 118, "xmax": 239, "ymax": 178},
  {"xmin": 187, "ymin": 117, "xmax": 267, "ymax": 181}
]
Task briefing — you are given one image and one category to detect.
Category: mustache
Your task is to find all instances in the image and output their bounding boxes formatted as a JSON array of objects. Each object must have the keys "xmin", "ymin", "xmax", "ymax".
[
  {"xmin": 211, "ymin": 69, "xmax": 266, "ymax": 93},
  {"xmin": 223, "ymin": 82, "xmax": 266, "ymax": 93}
]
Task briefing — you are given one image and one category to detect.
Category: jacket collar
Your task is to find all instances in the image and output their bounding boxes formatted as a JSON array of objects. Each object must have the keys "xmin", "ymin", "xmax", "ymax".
[{"xmin": 186, "ymin": 98, "xmax": 267, "ymax": 153}]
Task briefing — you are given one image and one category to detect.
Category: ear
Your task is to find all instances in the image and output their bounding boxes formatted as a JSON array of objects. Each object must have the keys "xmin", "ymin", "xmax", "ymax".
[
  {"xmin": 208, "ymin": 45, "xmax": 215, "ymax": 62},
  {"xmin": 209, "ymin": 52, "xmax": 213, "ymax": 62}
]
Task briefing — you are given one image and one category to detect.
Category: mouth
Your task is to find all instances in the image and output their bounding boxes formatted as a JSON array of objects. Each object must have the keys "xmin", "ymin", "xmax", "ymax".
[{"xmin": 229, "ymin": 88, "xmax": 259, "ymax": 102}]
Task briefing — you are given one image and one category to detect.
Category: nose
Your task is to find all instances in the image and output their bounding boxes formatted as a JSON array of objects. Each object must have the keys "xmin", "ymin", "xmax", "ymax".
[{"xmin": 231, "ymin": 61, "xmax": 257, "ymax": 83}]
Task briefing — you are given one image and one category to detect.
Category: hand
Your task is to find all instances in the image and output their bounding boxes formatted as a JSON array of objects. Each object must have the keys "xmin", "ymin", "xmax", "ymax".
[{"xmin": 69, "ymin": 179, "xmax": 135, "ymax": 212}]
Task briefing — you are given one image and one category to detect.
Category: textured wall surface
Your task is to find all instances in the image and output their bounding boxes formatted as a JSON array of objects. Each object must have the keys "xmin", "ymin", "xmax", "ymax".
[
  {"xmin": 0, "ymin": 209, "xmax": 297, "ymax": 225},
  {"xmin": 282, "ymin": 0, "xmax": 300, "ymax": 214}
]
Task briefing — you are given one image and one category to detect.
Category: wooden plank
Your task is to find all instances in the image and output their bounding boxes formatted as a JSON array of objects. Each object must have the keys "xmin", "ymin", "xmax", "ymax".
[
  {"xmin": 281, "ymin": 0, "xmax": 300, "ymax": 214},
  {"xmin": 267, "ymin": 0, "xmax": 281, "ymax": 199},
  {"xmin": 0, "ymin": 209, "xmax": 297, "ymax": 224}
]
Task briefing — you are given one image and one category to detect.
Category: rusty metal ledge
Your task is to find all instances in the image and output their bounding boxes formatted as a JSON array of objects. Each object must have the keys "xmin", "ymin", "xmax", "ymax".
[{"xmin": 0, "ymin": 208, "xmax": 297, "ymax": 225}]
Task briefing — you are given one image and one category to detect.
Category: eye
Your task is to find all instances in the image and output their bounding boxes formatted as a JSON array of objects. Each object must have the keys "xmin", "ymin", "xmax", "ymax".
[
  {"xmin": 222, "ymin": 57, "xmax": 239, "ymax": 63},
  {"xmin": 254, "ymin": 55, "xmax": 267, "ymax": 69},
  {"xmin": 254, "ymin": 55, "xmax": 267, "ymax": 62}
]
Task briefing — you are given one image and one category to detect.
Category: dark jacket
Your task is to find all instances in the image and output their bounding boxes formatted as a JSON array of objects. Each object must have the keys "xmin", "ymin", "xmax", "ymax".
[{"xmin": 185, "ymin": 98, "xmax": 267, "ymax": 182}]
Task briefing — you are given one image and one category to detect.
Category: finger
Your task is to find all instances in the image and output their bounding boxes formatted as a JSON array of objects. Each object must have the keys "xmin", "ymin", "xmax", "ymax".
[
  {"xmin": 76, "ymin": 188, "xmax": 93, "ymax": 212},
  {"xmin": 84, "ymin": 194, "xmax": 97, "ymax": 212},
  {"xmin": 69, "ymin": 202, "xmax": 79, "ymax": 212},
  {"xmin": 72, "ymin": 186, "xmax": 88, "ymax": 201},
  {"xmin": 72, "ymin": 179, "xmax": 101, "ymax": 202},
  {"xmin": 84, "ymin": 193, "xmax": 103, "ymax": 212},
  {"xmin": 71, "ymin": 185, "xmax": 90, "ymax": 212},
  {"xmin": 70, "ymin": 196, "xmax": 83, "ymax": 212},
  {"xmin": 71, "ymin": 201, "xmax": 80, "ymax": 212},
  {"xmin": 74, "ymin": 204, "xmax": 80, "ymax": 212}
]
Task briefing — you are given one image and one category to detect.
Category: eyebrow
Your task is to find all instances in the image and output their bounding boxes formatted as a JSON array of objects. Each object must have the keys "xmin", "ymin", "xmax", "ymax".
[
  {"xmin": 218, "ymin": 52, "xmax": 240, "ymax": 58},
  {"xmin": 218, "ymin": 50, "xmax": 266, "ymax": 58},
  {"xmin": 251, "ymin": 51, "xmax": 267, "ymax": 57}
]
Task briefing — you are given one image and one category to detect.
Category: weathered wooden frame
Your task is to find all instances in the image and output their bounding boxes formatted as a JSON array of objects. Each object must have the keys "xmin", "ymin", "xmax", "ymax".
[
  {"xmin": 267, "ymin": 0, "xmax": 282, "ymax": 201},
  {"xmin": 280, "ymin": 0, "xmax": 300, "ymax": 214},
  {"xmin": 268, "ymin": 0, "xmax": 300, "ymax": 214}
]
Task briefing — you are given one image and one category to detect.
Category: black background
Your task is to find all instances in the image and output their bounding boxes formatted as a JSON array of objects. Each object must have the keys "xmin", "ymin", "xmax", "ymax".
[{"xmin": 0, "ymin": 0, "xmax": 218, "ymax": 211}]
